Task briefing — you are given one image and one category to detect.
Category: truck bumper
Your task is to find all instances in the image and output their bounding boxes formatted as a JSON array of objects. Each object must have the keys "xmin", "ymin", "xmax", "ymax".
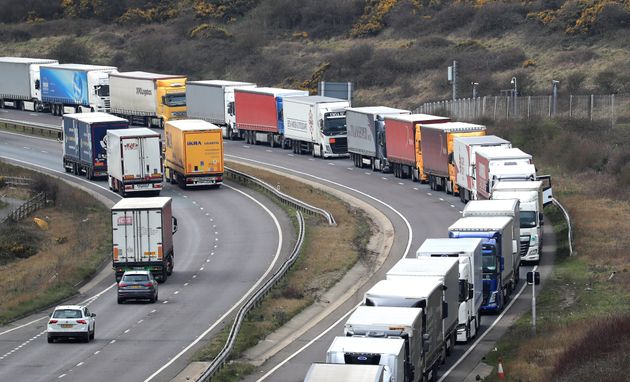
[
  {"xmin": 480, "ymin": 303, "xmax": 501, "ymax": 314},
  {"xmin": 185, "ymin": 174, "xmax": 223, "ymax": 187},
  {"xmin": 521, "ymin": 247, "xmax": 539, "ymax": 262},
  {"xmin": 124, "ymin": 182, "xmax": 163, "ymax": 192},
  {"xmin": 457, "ymin": 324, "xmax": 468, "ymax": 342}
]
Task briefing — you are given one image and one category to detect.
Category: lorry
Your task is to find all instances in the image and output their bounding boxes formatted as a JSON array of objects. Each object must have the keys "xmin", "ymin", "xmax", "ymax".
[
  {"xmin": 185, "ymin": 80, "xmax": 256, "ymax": 139},
  {"xmin": 491, "ymin": 181, "xmax": 549, "ymax": 262},
  {"xmin": 453, "ymin": 135, "xmax": 512, "ymax": 203},
  {"xmin": 327, "ymin": 336, "xmax": 407, "ymax": 382},
  {"xmin": 344, "ymin": 306, "xmax": 426, "ymax": 382},
  {"xmin": 347, "ymin": 106, "xmax": 410, "ymax": 171},
  {"xmin": 282, "ymin": 96, "xmax": 350, "ymax": 158},
  {"xmin": 62, "ymin": 112, "xmax": 128, "ymax": 179},
  {"xmin": 0, "ymin": 57, "xmax": 58, "ymax": 111},
  {"xmin": 363, "ymin": 278, "xmax": 445, "ymax": 380},
  {"xmin": 474, "ymin": 147, "xmax": 535, "ymax": 200},
  {"xmin": 385, "ymin": 257, "xmax": 459, "ymax": 355},
  {"xmin": 164, "ymin": 119, "xmax": 224, "ymax": 188},
  {"xmin": 416, "ymin": 238, "xmax": 483, "ymax": 343},
  {"xmin": 304, "ymin": 363, "xmax": 385, "ymax": 382},
  {"xmin": 383, "ymin": 114, "xmax": 450, "ymax": 181},
  {"xmin": 420, "ymin": 122, "xmax": 486, "ymax": 194},
  {"xmin": 40, "ymin": 63, "xmax": 117, "ymax": 116},
  {"xmin": 448, "ymin": 216, "xmax": 518, "ymax": 313},
  {"xmin": 111, "ymin": 197, "xmax": 178, "ymax": 282},
  {"xmin": 106, "ymin": 128, "xmax": 163, "ymax": 196},
  {"xmin": 109, "ymin": 71, "xmax": 186, "ymax": 128},
  {"xmin": 462, "ymin": 199, "xmax": 521, "ymax": 258},
  {"xmin": 234, "ymin": 87, "xmax": 309, "ymax": 147}
]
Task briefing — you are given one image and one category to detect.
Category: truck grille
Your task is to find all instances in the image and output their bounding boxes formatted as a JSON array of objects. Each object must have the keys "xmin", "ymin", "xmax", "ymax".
[
  {"xmin": 104, "ymin": 99, "xmax": 111, "ymax": 109},
  {"xmin": 331, "ymin": 137, "xmax": 348, "ymax": 154},
  {"xmin": 520, "ymin": 237, "xmax": 530, "ymax": 256}
]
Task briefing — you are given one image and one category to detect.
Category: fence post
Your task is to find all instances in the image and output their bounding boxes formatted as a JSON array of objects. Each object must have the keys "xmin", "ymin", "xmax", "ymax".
[
  {"xmin": 569, "ymin": 95, "xmax": 573, "ymax": 118},
  {"xmin": 548, "ymin": 95, "xmax": 552, "ymax": 117},
  {"xmin": 611, "ymin": 94, "xmax": 615, "ymax": 128},
  {"xmin": 590, "ymin": 94, "xmax": 594, "ymax": 122},
  {"xmin": 527, "ymin": 96, "xmax": 531, "ymax": 120}
]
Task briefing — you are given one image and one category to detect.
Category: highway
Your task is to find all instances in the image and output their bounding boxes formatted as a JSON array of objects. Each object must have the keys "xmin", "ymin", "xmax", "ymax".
[
  {"xmin": 0, "ymin": 119, "xmax": 292, "ymax": 382},
  {"xmin": 0, "ymin": 108, "xmax": 555, "ymax": 381}
]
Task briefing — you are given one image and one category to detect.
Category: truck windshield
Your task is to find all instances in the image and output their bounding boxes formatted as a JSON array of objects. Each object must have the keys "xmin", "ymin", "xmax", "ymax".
[
  {"xmin": 96, "ymin": 85, "xmax": 110, "ymax": 97},
  {"xmin": 520, "ymin": 211, "xmax": 537, "ymax": 228},
  {"xmin": 323, "ymin": 117, "xmax": 346, "ymax": 136},
  {"xmin": 164, "ymin": 93, "xmax": 186, "ymax": 107},
  {"xmin": 482, "ymin": 255, "xmax": 498, "ymax": 273}
]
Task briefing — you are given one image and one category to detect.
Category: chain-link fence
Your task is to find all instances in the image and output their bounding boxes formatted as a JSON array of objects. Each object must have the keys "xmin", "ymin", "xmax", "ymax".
[{"xmin": 416, "ymin": 93, "xmax": 630, "ymax": 127}]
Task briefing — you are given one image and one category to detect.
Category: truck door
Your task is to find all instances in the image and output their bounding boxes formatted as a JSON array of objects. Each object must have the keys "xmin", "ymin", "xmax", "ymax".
[
  {"xmin": 537, "ymin": 175, "xmax": 554, "ymax": 205},
  {"xmin": 142, "ymin": 136, "xmax": 162, "ymax": 178},
  {"xmin": 122, "ymin": 137, "xmax": 142, "ymax": 179},
  {"xmin": 112, "ymin": 209, "xmax": 162, "ymax": 262}
]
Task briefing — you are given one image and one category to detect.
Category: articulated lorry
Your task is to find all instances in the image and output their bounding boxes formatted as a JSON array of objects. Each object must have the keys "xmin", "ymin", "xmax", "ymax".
[
  {"xmin": 41, "ymin": 64, "xmax": 117, "ymax": 116},
  {"xmin": 282, "ymin": 96, "xmax": 350, "ymax": 158},
  {"xmin": 106, "ymin": 128, "xmax": 163, "ymax": 196},
  {"xmin": 448, "ymin": 216, "xmax": 518, "ymax": 314},
  {"xmin": 383, "ymin": 114, "xmax": 450, "ymax": 181},
  {"xmin": 363, "ymin": 278, "xmax": 445, "ymax": 380},
  {"xmin": 453, "ymin": 135, "xmax": 511, "ymax": 203},
  {"xmin": 234, "ymin": 87, "xmax": 308, "ymax": 147},
  {"xmin": 491, "ymin": 181, "xmax": 549, "ymax": 262},
  {"xmin": 110, "ymin": 71, "xmax": 186, "ymax": 128},
  {"xmin": 185, "ymin": 80, "xmax": 256, "ymax": 139},
  {"xmin": 385, "ymin": 257, "xmax": 459, "ymax": 355},
  {"xmin": 111, "ymin": 197, "xmax": 178, "ymax": 283},
  {"xmin": 0, "ymin": 57, "xmax": 58, "ymax": 111},
  {"xmin": 474, "ymin": 147, "xmax": 535, "ymax": 200},
  {"xmin": 420, "ymin": 122, "xmax": 486, "ymax": 194},
  {"xmin": 62, "ymin": 112, "xmax": 128, "ymax": 179},
  {"xmin": 304, "ymin": 363, "xmax": 385, "ymax": 382},
  {"xmin": 416, "ymin": 238, "xmax": 483, "ymax": 343},
  {"xmin": 164, "ymin": 119, "xmax": 224, "ymax": 188},
  {"xmin": 344, "ymin": 306, "xmax": 426, "ymax": 382},
  {"xmin": 326, "ymin": 336, "xmax": 406, "ymax": 382}
]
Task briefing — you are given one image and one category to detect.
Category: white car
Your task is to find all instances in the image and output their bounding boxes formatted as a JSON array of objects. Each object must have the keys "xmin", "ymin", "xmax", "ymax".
[{"xmin": 47, "ymin": 305, "xmax": 96, "ymax": 343}]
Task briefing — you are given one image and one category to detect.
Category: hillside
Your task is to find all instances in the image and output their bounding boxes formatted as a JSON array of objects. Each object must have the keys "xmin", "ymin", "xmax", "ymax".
[{"xmin": 1, "ymin": 0, "xmax": 630, "ymax": 108}]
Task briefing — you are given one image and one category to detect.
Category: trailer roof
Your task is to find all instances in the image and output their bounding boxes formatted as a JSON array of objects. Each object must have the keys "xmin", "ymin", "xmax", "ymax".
[
  {"xmin": 492, "ymin": 181, "xmax": 543, "ymax": 191},
  {"xmin": 387, "ymin": 257, "xmax": 459, "ymax": 278},
  {"xmin": 0, "ymin": 57, "xmax": 58, "ymax": 64},
  {"xmin": 346, "ymin": 106, "xmax": 410, "ymax": 115},
  {"xmin": 236, "ymin": 87, "xmax": 308, "ymax": 96},
  {"xmin": 305, "ymin": 364, "xmax": 384, "ymax": 381},
  {"xmin": 448, "ymin": 216, "xmax": 513, "ymax": 231},
  {"xmin": 167, "ymin": 119, "xmax": 221, "ymax": 131},
  {"xmin": 384, "ymin": 113, "xmax": 449, "ymax": 123},
  {"xmin": 107, "ymin": 127, "xmax": 159, "ymax": 138},
  {"xmin": 328, "ymin": 336, "xmax": 405, "ymax": 355},
  {"xmin": 63, "ymin": 112, "xmax": 128, "ymax": 123},
  {"xmin": 110, "ymin": 71, "xmax": 185, "ymax": 80},
  {"xmin": 416, "ymin": 238, "xmax": 483, "ymax": 255},
  {"xmin": 492, "ymin": 190, "xmax": 539, "ymax": 203},
  {"xmin": 463, "ymin": 199, "xmax": 520, "ymax": 215},
  {"xmin": 420, "ymin": 121, "xmax": 486, "ymax": 133},
  {"xmin": 346, "ymin": 306, "xmax": 422, "ymax": 328},
  {"xmin": 186, "ymin": 80, "xmax": 255, "ymax": 87},
  {"xmin": 365, "ymin": 278, "xmax": 442, "ymax": 300},
  {"xmin": 476, "ymin": 146, "xmax": 531, "ymax": 160},
  {"xmin": 40, "ymin": 63, "xmax": 117, "ymax": 72},
  {"xmin": 284, "ymin": 95, "xmax": 349, "ymax": 105},
  {"xmin": 112, "ymin": 197, "xmax": 171, "ymax": 210},
  {"xmin": 454, "ymin": 135, "xmax": 510, "ymax": 145}
]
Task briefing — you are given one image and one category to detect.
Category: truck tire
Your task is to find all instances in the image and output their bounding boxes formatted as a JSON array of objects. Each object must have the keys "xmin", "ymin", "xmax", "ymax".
[
  {"xmin": 268, "ymin": 134, "xmax": 274, "ymax": 148},
  {"xmin": 166, "ymin": 256, "xmax": 173, "ymax": 275}
]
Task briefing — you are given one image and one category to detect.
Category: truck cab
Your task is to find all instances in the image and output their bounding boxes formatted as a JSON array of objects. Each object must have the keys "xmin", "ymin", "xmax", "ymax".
[{"xmin": 156, "ymin": 79, "xmax": 186, "ymax": 123}]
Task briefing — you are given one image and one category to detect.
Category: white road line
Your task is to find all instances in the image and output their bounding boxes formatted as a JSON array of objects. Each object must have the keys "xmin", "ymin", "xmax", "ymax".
[{"xmin": 144, "ymin": 183, "xmax": 284, "ymax": 382}]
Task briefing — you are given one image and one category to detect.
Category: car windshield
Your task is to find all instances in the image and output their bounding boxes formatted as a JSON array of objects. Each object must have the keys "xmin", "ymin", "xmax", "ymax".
[
  {"xmin": 164, "ymin": 93, "xmax": 186, "ymax": 107},
  {"xmin": 323, "ymin": 117, "xmax": 346, "ymax": 136},
  {"xmin": 123, "ymin": 274, "xmax": 149, "ymax": 282},
  {"xmin": 520, "ymin": 211, "xmax": 537, "ymax": 228},
  {"xmin": 53, "ymin": 309, "xmax": 82, "ymax": 319}
]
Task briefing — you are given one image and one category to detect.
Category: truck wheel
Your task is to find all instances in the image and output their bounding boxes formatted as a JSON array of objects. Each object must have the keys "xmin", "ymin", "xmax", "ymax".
[
  {"xmin": 268, "ymin": 134, "xmax": 274, "ymax": 148},
  {"xmin": 166, "ymin": 256, "xmax": 173, "ymax": 275}
]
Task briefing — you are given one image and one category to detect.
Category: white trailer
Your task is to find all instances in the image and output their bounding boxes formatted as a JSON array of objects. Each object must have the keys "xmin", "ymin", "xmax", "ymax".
[
  {"xmin": 475, "ymin": 147, "xmax": 535, "ymax": 200},
  {"xmin": 304, "ymin": 363, "xmax": 385, "ymax": 382},
  {"xmin": 106, "ymin": 128, "xmax": 163, "ymax": 196},
  {"xmin": 282, "ymin": 96, "xmax": 350, "ymax": 158},
  {"xmin": 416, "ymin": 238, "xmax": 484, "ymax": 342},
  {"xmin": 111, "ymin": 197, "xmax": 177, "ymax": 283},
  {"xmin": 326, "ymin": 336, "xmax": 406, "ymax": 382},
  {"xmin": 385, "ymin": 257, "xmax": 459, "ymax": 355},
  {"xmin": 453, "ymin": 135, "xmax": 511, "ymax": 203},
  {"xmin": 0, "ymin": 57, "xmax": 58, "ymax": 111},
  {"xmin": 185, "ymin": 80, "xmax": 256, "ymax": 139}
]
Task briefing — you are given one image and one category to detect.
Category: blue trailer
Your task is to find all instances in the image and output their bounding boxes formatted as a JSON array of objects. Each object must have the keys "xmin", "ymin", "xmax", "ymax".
[
  {"xmin": 62, "ymin": 112, "xmax": 128, "ymax": 179},
  {"xmin": 448, "ymin": 216, "xmax": 518, "ymax": 313}
]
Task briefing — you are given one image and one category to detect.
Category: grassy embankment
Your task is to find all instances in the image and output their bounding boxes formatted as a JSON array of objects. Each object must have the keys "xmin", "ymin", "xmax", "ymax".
[
  {"xmin": 192, "ymin": 161, "xmax": 374, "ymax": 380},
  {"xmin": 480, "ymin": 120, "xmax": 630, "ymax": 381},
  {"xmin": 0, "ymin": 162, "xmax": 111, "ymax": 324}
]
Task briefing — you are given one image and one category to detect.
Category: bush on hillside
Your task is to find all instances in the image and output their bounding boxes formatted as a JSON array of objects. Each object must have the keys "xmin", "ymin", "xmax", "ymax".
[
  {"xmin": 48, "ymin": 37, "xmax": 92, "ymax": 64},
  {"xmin": 470, "ymin": 2, "xmax": 527, "ymax": 37},
  {"xmin": 0, "ymin": 0, "xmax": 62, "ymax": 23},
  {"xmin": 591, "ymin": 2, "xmax": 630, "ymax": 35}
]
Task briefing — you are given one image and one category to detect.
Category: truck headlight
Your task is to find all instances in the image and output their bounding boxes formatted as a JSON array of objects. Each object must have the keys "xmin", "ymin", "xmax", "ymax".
[
  {"xmin": 530, "ymin": 235, "xmax": 538, "ymax": 244},
  {"xmin": 488, "ymin": 291, "xmax": 497, "ymax": 304}
]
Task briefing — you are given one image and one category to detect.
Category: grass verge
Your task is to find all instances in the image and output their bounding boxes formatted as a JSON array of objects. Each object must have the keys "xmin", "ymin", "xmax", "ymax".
[{"xmin": 191, "ymin": 161, "xmax": 375, "ymax": 378}]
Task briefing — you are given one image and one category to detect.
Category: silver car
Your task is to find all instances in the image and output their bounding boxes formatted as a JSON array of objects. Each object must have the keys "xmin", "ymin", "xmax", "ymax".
[
  {"xmin": 117, "ymin": 270, "xmax": 159, "ymax": 304},
  {"xmin": 47, "ymin": 305, "xmax": 96, "ymax": 343}
]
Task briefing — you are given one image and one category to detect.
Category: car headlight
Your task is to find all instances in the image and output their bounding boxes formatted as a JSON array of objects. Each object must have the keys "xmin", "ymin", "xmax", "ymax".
[{"xmin": 488, "ymin": 291, "xmax": 498, "ymax": 304}]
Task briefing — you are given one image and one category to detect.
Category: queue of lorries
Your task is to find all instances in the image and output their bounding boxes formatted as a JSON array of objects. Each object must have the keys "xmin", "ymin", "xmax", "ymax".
[{"xmin": 2, "ymin": 57, "xmax": 553, "ymax": 375}]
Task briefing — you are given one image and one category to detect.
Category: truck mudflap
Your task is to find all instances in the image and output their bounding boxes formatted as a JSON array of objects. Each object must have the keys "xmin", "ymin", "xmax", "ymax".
[{"xmin": 114, "ymin": 260, "xmax": 171, "ymax": 283}]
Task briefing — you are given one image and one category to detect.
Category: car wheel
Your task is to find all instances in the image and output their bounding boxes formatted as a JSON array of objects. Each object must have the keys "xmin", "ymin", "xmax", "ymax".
[
  {"xmin": 83, "ymin": 332, "xmax": 90, "ymax": 343},
  {"xmin": 47, "ymin": 335, "xmax": 53, "ymax": 343},
  {"xmin": 90, "ymin": 325, "xmax": 95, "ymax": 340},
  {"xmin": 117, "ymin": 297, "xmax": 124, "ymax": 304}
]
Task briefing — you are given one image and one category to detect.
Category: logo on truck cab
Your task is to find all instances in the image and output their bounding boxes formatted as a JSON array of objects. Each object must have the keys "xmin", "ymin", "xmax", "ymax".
[{"xmin": 136, "ymin": 87, "xmax": 152, "ymax": 96}]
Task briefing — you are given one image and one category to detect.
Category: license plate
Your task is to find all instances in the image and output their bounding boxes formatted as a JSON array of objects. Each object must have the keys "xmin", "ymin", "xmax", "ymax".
[
  {"xmin": 61, "ymin": 324, "xmax": 73, "ymax": 328},
  {"xmin": 131, "ymin": 285, "xmax": 142, "ymax": 288},
  {"xmin": 136, "ymin": 184, "xmax": 150, "ymax": 189}
]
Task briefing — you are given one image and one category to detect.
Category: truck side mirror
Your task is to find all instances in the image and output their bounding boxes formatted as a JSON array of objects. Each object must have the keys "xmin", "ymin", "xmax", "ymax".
[
  {"xmin": 227, "ymin": 102, "xmax": 234, "ymax": 116},
  {"xmin": 469, "ymin": 284, "xmax": 474, "ymax": 299},
  {"xmin": 442, "ymin": 301, "xmax": 448, "ymax": 319},
  {"xmin": 35, "ymin": 79, "xmax": 40, "ymax": 90},
  {"xmin": 422, "ymin": 333, "xmax": 430, "ymax": 353},
  {"xmin": 172, "ymin": 217, "xmax": 178, "ymax": 234},
  {"xmin": 500, "ymin": 257, "xmax": 505, "ymax": 272},
  {"xmin": 539, "ymin": 212, "xmax": 544, "ymax": 225}
]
